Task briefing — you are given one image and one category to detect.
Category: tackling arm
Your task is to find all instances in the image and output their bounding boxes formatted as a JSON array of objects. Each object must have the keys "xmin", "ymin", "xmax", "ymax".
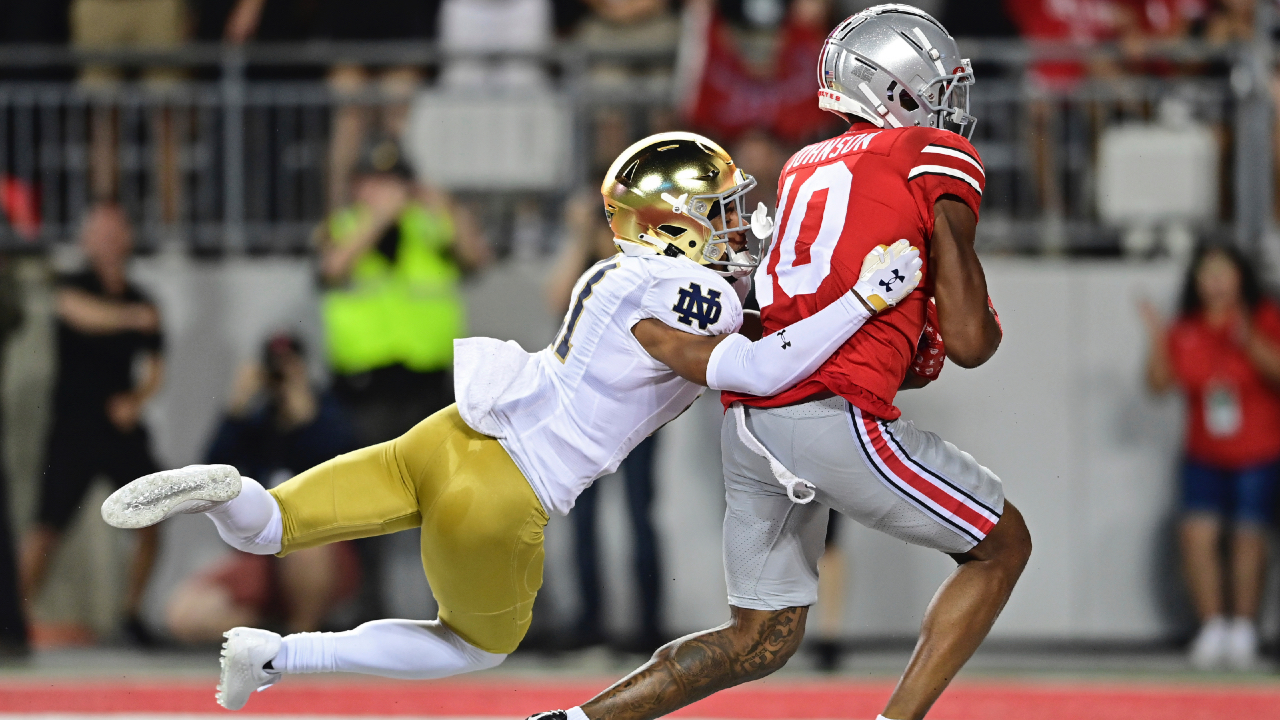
[
  {"xmin": 930, "ymin": 198, "xmax": 1001, "ymax": 368},
  {"xmin": 635, "ymin": 241, "xmax": 923, "ymax": 394}
]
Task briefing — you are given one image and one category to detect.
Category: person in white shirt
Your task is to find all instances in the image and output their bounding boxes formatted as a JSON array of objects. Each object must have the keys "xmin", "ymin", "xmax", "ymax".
[{"xmin": 99, "ymin": 132, "xmax": 921, "ymax": 712}]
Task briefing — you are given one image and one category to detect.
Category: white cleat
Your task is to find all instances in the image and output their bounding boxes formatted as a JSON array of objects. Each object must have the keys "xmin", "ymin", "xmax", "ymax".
[
  {"xmin": 101, "ymin": 464, "xmax": 241, "ymax": 529},
  {"xmin": 217, "ymin": 627, "xmax": 282, "ymax": 711}
]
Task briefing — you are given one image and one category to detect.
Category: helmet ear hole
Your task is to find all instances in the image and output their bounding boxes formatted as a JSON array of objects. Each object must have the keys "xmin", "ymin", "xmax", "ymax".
[
  {"xmin": 657, "ymin": 224, "xmax": 687, "ymax": 237},
  {"xmin": 898, "ymin": 90, "xmax": 919, "ymax": 112}
]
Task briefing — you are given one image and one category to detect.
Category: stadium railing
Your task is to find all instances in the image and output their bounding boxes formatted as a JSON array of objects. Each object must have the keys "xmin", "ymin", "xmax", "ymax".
[{"xmin": 0, "ymin": 34, "xmax": 1270, "ymax": 258}]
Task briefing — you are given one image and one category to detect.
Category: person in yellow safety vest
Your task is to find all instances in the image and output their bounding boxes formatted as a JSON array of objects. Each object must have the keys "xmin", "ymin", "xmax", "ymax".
[{"xmin": 317, "ymin": 137, "xmax": 490, "ymax": 447}]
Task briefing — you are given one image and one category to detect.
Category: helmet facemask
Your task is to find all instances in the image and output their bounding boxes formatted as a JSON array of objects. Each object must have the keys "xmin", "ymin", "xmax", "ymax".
[
  {"xmin": 674, "ymin": 170, "xmax": 758, "ymax": 275},
  {"xmin": 915, "ymin": 59, "xmax": 976, "ymax": 140}
]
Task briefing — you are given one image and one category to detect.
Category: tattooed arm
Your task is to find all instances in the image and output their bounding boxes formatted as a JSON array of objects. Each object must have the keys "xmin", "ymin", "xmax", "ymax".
[{"xmin": 580, "ymin": 606, "xmax": 808, "ymax": 720}]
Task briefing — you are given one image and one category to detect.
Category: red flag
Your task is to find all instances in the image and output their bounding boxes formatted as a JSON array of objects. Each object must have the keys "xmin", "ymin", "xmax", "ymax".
[{"xmin": 0, "ymin": 175, "xmax": 39, "ymax": 241}]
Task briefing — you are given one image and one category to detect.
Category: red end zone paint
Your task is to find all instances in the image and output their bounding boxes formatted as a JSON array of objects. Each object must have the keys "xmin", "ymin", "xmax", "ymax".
[{"xmin": 1, "ymin": 679, "xmax": 1279, "ymax": 719}]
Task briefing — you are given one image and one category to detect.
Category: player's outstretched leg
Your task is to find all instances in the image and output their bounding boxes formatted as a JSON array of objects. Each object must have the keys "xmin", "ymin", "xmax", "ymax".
[
  {"xmin": 102, "ymin": 464, "xmax": 284, "ymax": 554},
  {"xmin": 881, "ymin": 502, "xmax": 1031, "ymax": 720},
  {"xmin": 106, "ymin": 407, "xmax": 543, "ymax": 711},
  {"xmin": 215, "ymin": 619, "xmax": 506, "ymax": 710}
]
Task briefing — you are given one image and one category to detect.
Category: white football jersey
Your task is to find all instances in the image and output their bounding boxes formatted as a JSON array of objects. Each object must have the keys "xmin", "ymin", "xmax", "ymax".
[{"xmin": 454, "ymin": 253, "xmax": 743, "ymax": 515}]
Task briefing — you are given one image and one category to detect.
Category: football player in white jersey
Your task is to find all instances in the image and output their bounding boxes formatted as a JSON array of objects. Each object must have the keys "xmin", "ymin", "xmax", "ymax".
[{"xmin": 98, "ymin": 132, "xmax": 922, "ymax": 712}]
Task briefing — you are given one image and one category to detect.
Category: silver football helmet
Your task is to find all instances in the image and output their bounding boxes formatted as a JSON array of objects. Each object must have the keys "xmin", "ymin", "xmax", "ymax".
[{"xmin": 817, "ymin": 4, "xmax": 976, "ymax": 139}]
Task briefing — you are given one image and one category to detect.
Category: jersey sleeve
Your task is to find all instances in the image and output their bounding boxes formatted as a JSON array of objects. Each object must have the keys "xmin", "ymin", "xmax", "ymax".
[
  {"xmin": 907, "ymin": 131, "xmax": 986, "ymax": 230},
  {"xmin": 637, "ymin": 261, "xmax": 743, "ymax": 336}
]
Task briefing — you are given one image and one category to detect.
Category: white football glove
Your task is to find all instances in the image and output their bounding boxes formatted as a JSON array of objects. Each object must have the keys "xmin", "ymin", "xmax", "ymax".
[
  {"xmin": 851, "ymin": 239, "xmax": 923, "ymax": 313},
  {"xmin": 750, "ymin": 202, "xmax": 775, "ymax": 239},
  {"xmin": 722, "ymin": 249, "xmax": 755, "ymax": 279}
]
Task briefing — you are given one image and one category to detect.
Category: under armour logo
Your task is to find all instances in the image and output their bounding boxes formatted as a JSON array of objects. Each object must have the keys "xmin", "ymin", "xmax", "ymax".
[
  {"xmin": 879, "ymin": 269, "xmax": 905, "ymax": 293},
  {"xmin": 778, "ymin": 329, "xmax": 791, "ymax": 350},
  {"xmin": 672, "ymin": 282, "xmax": 723, "ymax": 330}
]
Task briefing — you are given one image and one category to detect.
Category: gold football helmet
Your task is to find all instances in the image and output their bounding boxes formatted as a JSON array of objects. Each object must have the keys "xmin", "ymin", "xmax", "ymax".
[{"xmin": 601, "ymin": 132, "xmax": 757, "ymax": 274}]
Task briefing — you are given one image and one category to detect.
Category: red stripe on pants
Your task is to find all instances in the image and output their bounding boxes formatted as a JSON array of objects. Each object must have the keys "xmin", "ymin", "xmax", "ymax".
[{"xmin": 859, "ymin": 413, "xmax": 996, "ymax": 536}]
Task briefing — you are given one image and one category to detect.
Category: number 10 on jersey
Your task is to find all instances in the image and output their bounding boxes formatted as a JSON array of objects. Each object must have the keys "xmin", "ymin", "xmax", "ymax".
[{"xmin": 756, "ymin": 161, "xmax": 853, "ymax": 308}]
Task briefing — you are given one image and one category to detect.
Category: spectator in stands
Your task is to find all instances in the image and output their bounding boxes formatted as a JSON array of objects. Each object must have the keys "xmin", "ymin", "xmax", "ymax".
[
  {"xmin": 1112, "ymin": 0, "xmax": 1208, "ymax": 76},
  {"xmin": 438, "ymin": 0, "xmax": 554, "ymax": 90},
  {"xmin": 545, "ymin": 185, "xmax": 668, "ymax": 653},
  {"xmin": 282, "ymin": 0, "xmax": 440, "ymax": 208},
  {"xmin": 677, "ymin": 0, "xmax": 839, "ymax": 145},
  {"xmin": 317, "ymin": 137, "xmax": 488, "ymax": 448},
  {"xmin": 1006, "ymin": 0, "xmax": 1120, "ymax": 221},
  {"xmin": 70, "ymin": 0, "xmax": 187, "ymax": 213},
  {"xmin": 166, "ymin": 334, "xmax": 361, "ymax": 642},
  {"xmin": 19, "ymin": 204, "xmax": 165, "ymax": 646},
  {"xmin": 572, "ymin": 0, "xmax": 679, "ymax": 92},
  {"xmin": 1141, "ymin": 245, "xmax": 1280, "ymax": 670},
  {"xmin": 0, "ymin": 257, "xmax": 27, "ymax": 657}
]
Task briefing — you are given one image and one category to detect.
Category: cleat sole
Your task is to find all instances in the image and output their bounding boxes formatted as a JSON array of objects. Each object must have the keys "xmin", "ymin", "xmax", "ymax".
[{"xmin": 101, "ymin": 465, "xmax": 240, "ymax": 529}]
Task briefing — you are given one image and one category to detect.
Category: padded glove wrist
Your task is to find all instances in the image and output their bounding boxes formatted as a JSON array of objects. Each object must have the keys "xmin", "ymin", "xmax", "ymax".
[{"xmin": 851, "ymin": 239, "xmax": 923, "ymax": 313}]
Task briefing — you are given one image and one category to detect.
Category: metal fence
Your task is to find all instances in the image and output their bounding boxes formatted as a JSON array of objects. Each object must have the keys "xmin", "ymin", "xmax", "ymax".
[{"xmin": 0, "ymin": 30, "xmax": 1273, "ymax": 258}]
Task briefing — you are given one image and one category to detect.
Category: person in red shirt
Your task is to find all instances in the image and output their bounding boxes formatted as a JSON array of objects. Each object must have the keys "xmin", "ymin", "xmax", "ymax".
[
  {"xmin": 678, "ymin": 0, "xmax": 841, "ymax": 144},
  {"xmin": 1141, "ymin": 245, "xmax": 1280, "ymax": 671}
]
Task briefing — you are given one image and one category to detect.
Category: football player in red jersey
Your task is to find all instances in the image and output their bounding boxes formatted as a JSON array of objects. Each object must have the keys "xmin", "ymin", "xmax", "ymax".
[{"xmin": 527, "ymin": 6, "xmax": 1031, "ymax": 720}]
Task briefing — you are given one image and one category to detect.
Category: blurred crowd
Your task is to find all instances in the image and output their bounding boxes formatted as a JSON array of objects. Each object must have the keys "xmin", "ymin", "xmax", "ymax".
[
  {"xmin": 0, "ymin": 0, "xmax": 1274, "ymax": 250},
  {"xmin": 0, "ymin": 0, "xmax": 1275, "ymax": 674}
]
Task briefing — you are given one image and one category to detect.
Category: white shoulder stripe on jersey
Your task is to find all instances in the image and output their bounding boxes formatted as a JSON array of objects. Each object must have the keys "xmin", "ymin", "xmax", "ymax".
[
  {"xmin": 908, "ymin": 165, "xmax": 982, "ymax": 194},
  {"xmin": 922, "ymin": 145, "xmax": 985, "ymax": 175}
]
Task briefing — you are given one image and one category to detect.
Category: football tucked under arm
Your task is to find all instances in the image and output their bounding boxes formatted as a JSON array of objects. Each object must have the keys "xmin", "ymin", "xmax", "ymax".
[
  {"xmin": 903, "ymin": 295, "xmax": 999, "ymax": 389},
  {"xmin": 703, "ymin": 241, "xmax": 923, "ymax": 396},
  {"xmin": 909, "ymin": 298, "xmax": 946, "ymax": 382}
]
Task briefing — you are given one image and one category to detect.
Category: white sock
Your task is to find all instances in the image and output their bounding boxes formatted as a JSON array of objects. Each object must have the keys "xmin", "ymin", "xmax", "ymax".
[
  {"xmin": 275, "ymin": 619, "xmax": 506, "ymax": 679},
  {"xmin": 566, "ymin": 708, "xmax": 590, "ymax": 720},
  {"xmin": 206, "ymin": 477, "xmax": 283, "ymax": 555}
]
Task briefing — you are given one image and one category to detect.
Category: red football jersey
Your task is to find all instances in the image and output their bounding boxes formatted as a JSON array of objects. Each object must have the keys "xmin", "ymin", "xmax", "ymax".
[{"xmin": 722, "ymin": 122, "xmax": 985, "ymax": 420}]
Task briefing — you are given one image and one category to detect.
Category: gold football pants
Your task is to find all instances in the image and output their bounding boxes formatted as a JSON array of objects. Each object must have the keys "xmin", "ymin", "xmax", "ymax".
[{"xmin": 267, "ymin": 404, "xmax": 548, "ymax": 654}]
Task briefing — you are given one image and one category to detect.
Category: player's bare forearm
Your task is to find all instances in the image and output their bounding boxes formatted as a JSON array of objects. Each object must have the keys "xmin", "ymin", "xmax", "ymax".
[
  {"xmin": 580, "ymin": 607, "xmax": 807, "ymax": 720},
  {"xmin": 632, "ymin": 318, "xmax": 728, "ymax": 386},
  {"xmin": 930, "ymin": 198, "xmax": 1000, "ymax": 368}
]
